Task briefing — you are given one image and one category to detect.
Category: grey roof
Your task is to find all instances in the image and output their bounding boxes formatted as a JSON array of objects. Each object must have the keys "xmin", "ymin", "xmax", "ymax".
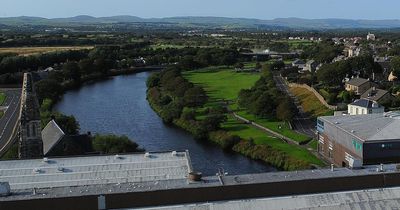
[
  {"xmin": 41, "ymin": 120, "xmax": 65, "ymax": 155},
  {"xmin": 292, "ymin": 59, "xmax": 305, "ymax": 65},
  {"xmin": 306, "ymin": 59, "xmax": 316, "ymax": 65},
  {"xmin": 361, "ymin": 87, "xmax": 391, "ymax": 102},
  {"xmin": 140, "ymin": 186, "xmax": 400, "ymax": 210},
  {"xmin": 346, "ymin": 77, "xmax": 370, "ymax": 87},
  {"xmin": 350, "ymin": 99, "xmax": 382, "ymax": 109},
  {"xmin": 319, "ymin": 112, "xmax": 400, "ymax": 142},
  {"xmin": 0, "ymin": 151, "xmax": 191, "ymax": 190}
]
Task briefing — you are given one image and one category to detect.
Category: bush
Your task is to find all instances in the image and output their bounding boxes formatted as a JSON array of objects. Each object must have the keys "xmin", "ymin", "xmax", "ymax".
[{"xmin": 92, "ymin": 134, "xmax": 143, "ymax": 154}]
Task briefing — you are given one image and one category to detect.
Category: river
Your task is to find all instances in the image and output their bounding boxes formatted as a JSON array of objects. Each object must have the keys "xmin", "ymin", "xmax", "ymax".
[{"xmin": 54, "ymin": 71, "xmax": 276, "ymax": 175}]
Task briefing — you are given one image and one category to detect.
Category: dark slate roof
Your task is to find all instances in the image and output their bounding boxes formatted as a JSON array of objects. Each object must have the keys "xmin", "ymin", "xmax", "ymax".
[
  {"xmin": 292, "ymin": 59, "xmax": 305, "ymax": 65},
  {"xmin": 346, "ymin": 77, "xmax": 370, "ymax": 87},
  {"xmin": 361, "ymin": 87, "xmax": 391, "ymax": 102},
  {"xmin": 41, "ymin": 120, "xmax": 65, "ymax": 155},
  {"xmin": 350, "ymin": 99, "xmax": 381, "ymax": 108}
]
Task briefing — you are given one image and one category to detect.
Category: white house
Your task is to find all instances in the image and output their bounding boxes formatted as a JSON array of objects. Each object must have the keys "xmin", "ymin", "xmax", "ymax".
[{"xmin": 348, "ymin": 99, "xmax": 384, "ymax": 115}]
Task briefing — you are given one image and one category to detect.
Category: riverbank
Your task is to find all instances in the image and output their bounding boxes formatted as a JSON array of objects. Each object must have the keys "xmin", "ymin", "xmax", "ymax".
[{"xmin": 146, "ymin": 67, "xmax": 323, "ymax": 170}]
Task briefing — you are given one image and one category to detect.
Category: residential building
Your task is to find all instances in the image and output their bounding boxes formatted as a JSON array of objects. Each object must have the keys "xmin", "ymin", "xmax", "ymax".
[
  {"xmin": 367, "ymin": 33, "xmax": 376, "ymax": 41},
  {"xmin": 317, "ymin": 112, "xmax": 400, "ymax": 167},
  {"xmin": 41, "ymin": 120, "xmax": 92, "ymax": 157},
  {"xmin": 301, "ymin": 60, "xmax": 318, "ymax": 72},
  {"xmin": 347, "ymin": 99, "xmax": 384, "ymax": 115},
  {"xmin": 345, "ymin": 77, "xmax": 374, "ymax": 95},
  {"xmin": 292, "ymin": 59, "xmax": 305, "ymax": 69},
  {"xmin": 361, "ymin": 87, "xmax": 393, "ymax": 103}
]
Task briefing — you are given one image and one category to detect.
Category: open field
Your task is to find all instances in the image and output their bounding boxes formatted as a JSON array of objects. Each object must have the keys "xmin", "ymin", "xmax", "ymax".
[
  {"xmin": 184, "ymin": 67, "xmax": 260, "ymax": 100},
  {"xmin": 184, "ymin": 67, "xmax": 323, "ymax": 166},
  {"xmin": 0, "ymin": 46, "xmax": 94, "ymax": 56},
  {"xmin": 290, "ymin": 86, "xmax": 334, "ymax": 118}
]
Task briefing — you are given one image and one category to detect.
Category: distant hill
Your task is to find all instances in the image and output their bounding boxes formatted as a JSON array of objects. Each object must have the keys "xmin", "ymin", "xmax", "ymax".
[{"xmin": 1, "ymin": 15, "xmax": 400, "ymax": 29}]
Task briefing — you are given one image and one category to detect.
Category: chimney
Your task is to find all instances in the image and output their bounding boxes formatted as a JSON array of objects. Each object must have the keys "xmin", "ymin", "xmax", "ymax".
[{"xmin": 87, "ymin": 131, "xmax": 92, "ymax": 136}]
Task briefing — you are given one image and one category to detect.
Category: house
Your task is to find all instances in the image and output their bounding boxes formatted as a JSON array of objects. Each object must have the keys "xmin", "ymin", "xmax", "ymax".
[
  {"xmin": 301, "ymin": 60, "xmax": 318, "ymax": 73},
  {"xmin": 367, "ymin": 33, "xmax": 376, "ymax": 41},
  {"xmin": 347, "ymin": 99, "xmax": 384, "ymax": 115},
  {"xmin": 292, "ymin": 59, "xmax": 305, "ymax": 69},
  {"xmin": 388, "ymin": 71, "xmax": 398, "ymax": 82},
  {"xmin": 317, "ymin": 112, "xmax": 400, "ymax": 167},
  {"xmin": 345, "ymin": 77, "xmax": 374, "ymax": 95},
  {"xmin": 41, "ymin": 120, "xmax": 93, "ymax": 157},
  {"xmin": 347, "ymin": 47, "xmax": 361, "ymax": 57},
  {"xmin": 361, "ymin": 87, "xmax": 393, "ymax": 103}
]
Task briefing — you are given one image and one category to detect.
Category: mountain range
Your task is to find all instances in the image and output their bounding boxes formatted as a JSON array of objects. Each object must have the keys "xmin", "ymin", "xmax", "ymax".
[{"xmin": 1, "ymin": 15, "xmax": 400, "ymax": 29}]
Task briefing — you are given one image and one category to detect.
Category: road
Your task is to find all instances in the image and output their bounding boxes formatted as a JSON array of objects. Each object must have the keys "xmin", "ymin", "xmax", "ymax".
[
  {"xmin": 0, "ymin": 89, "xmax": 21, "ymax": 155},
  {"xmin": 273, "ymin": 73, "xmax": 316, "ymax": 138}
]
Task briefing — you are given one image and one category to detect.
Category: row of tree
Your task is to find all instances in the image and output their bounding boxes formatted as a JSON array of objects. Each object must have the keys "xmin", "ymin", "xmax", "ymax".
[{"xmin": 238, "ymin": 65, "xmax": 298, "ymax": 122}]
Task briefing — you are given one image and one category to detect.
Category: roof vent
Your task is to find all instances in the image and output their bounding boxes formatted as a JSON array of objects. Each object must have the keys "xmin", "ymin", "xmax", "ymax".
[
  {"xmin": 33, "ymin": 168, "xmax": 41, "ymax": 174},
  {"xmin": 335, "ymin": 122, "xmax": 339, "ymax": 124},
  {"xmin": 144, "ymin": 152, "xmax": 151, "ymax": 158},
  {"xmin": 171, "ymin": 151, "xmax": 177, "ymax": 156},
  {"xmin": 115, "ymin": 154, "xmax": 123, "ymax": 160},
  {"xmin": 57, "ymin": 167, "xmax": 64, "ymax": 172},
  {"xmin": 43, "ymin": 158, "xmax": 49, "ymax": 163},
  {"xmin": 351, "ymin": 130, "xmax": 355, "ymax": 133},
  {"xmin": 0, "ymin": 182, "xmax": 10, "ymax": 197}
]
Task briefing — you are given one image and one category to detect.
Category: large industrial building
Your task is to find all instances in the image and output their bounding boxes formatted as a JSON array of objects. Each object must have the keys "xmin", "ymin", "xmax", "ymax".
[{"xmin": 317, "ymin": 112, "xmax": 400, "ymax": 167}]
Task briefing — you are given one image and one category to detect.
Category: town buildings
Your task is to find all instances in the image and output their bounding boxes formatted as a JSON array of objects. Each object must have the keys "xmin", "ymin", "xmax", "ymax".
[
  {"xmin": 348, "ymin": 99, "xmax": 384, "ymax": 115},
  {"xmin": 345, "ymin": 77, "xmax": 375, "ymax": 95}
]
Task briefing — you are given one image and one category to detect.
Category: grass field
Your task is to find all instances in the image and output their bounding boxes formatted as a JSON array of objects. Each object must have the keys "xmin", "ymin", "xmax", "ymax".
[
  {"xmin": 290, "ymin": 86, "xmax": 334, "ymax": 118},
  {"xmin": 184, "ymin": 67, "xmax": 260, "ymax": 100},
  {"xmin": 0, "ymin": 92, "xmax": 5, "ymax": 105},
  {"xmin": 184, "ymin": 67, "xmax": 323, "ymax": 166},
  {"xmin": 0, "ymin": 46, "xmax": 94, "ymax": 56}
]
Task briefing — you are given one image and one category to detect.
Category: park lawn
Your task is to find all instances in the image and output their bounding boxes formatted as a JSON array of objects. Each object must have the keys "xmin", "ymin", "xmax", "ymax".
[
  {"xmin": 184, "ymin": 68, "xmax": 260, "ymax": 101},
  {"xmin": 223, "ymin": 116, "xmax": 323, "ymax": 166},
  {"xmin": 290, "ymin": 86, "xmax": 333, "ymax": 118},
  {"xmin": 235, "ymin": 110, "xmax": 311, "ymax": 144},
  {"xmin": 184, "ymin": 68, "xmax": 322, "ymax": 166},
  {"xmin": 0, "ymin": 92, "xmax": 5, "ymax": 105}
]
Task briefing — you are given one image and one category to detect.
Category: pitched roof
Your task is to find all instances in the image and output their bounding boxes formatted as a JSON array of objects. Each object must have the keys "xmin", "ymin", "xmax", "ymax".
[
  {"xmin": 346, "ymin": 77, "xmax": 370, "ymax": 87},
  {"xmin": 361, "ymin": 87, "xmax": 391, "ymax": 102},
  {"xmin": 319, "ymin": 112, "xmax": 400, "ymax": 142},
  {"xmin": 292, "ymin": 59, "xmax": 305, "ymax": 65},
  {"xmin": 41, "ymin": 120, "xmax": 65, "ymax": 155},
  {"xmin": 350, "ymin": 99, "xmax": 382, "ymax": 109}
]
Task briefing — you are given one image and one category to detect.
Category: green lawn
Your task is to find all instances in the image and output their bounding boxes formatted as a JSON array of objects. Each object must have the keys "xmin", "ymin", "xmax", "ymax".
[
  {"xmin": 184, "ymin": 68, "xmax": 323, "ymax": 166},
  {"xmin": 0, "ymin": 92, "xmax": 5, "ymax": 105},
  {"xmin": 184, "ymin": 67, "xmax": 260, "ymax": 101},
  {"xmin": 223, "ymin": 116, "xmax": 322, "ymax": 165},
  {"xmin": 235, "ymin": 110, "xmax": 310, "ymax": 144}
]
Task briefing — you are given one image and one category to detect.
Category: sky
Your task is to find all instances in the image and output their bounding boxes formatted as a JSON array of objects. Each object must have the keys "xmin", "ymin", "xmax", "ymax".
[{"xmin": 1, "ymin": 0, "xmax": 399, "ymax": 20}]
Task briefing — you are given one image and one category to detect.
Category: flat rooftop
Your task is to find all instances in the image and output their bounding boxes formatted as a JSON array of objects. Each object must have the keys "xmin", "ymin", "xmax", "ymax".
[
  {"xmin": 0, "ymin": 151, "xmax": 191, "ymax": 190},
  {"xmin": 138, "ymin": 186, "xmax": 400, "ymax": 210},
  {"xmin": 1, "ymin": 163, "xmax": 400, "ymax": 202},
  {"xmin": 319, "ymin": 112, "xmax": 400, "ymax": 142}
]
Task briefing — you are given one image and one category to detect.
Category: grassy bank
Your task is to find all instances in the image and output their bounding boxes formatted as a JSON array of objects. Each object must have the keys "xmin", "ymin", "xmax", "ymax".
[{"xmin": 289, "ymin": 86, "xmax": 333, "ymax": 117}]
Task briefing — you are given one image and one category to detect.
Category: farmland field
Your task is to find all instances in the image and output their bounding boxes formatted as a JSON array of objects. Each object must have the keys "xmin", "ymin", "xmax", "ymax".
[{"xmin": 0, "ymin": 46, "xmax": 94, "ymax": 56}]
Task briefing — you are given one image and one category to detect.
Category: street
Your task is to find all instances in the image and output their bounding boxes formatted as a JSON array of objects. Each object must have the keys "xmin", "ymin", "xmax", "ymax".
[
  {"xmin": 273, "ymin": 73, "xmax": 316, "ymax": 138},
  {"xmin": 0, "ymin": 89, "xmax": 21, "ymax": 155}
]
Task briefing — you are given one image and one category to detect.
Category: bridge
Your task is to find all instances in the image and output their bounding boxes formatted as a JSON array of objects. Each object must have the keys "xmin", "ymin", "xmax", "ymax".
[{"xmin": 0, "ymin": 73, "xmax": 43, "ymax": 158}]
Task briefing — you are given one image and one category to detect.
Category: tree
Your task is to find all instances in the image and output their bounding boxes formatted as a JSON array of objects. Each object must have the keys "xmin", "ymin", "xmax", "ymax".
[
  {"xmin": 92, "ymin": 134, "xmax": 143, "ymax": 154},
  {"xmin": 35, "ymin": 79, "xmax": 63, "ymax": 103},
  {"xmin": 63, "ymin": 61, "xmax": 81, "ymax": 83},
  {"xmin": 276, "ymin": 98, "xmax": 296, "ymax": 122},
  {"xmin": 391, "ymin": 56, "xmax": 400, "ymax": 77},
  {"xmin": 183, "ymin": 87, "xmax": 207, "ymax": 107}
]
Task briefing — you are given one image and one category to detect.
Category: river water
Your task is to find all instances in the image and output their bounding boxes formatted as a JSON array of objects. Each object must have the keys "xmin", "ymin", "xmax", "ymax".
[{"xmin": 54, "ymin": 71, "xmax": 276, "ymax": 175}]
